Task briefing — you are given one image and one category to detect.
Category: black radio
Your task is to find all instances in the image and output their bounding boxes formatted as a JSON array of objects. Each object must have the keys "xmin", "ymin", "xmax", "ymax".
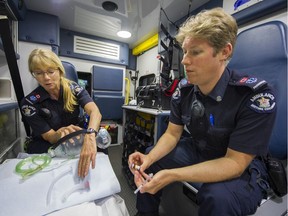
[{"xmin": 265, "ymin": 157, "xmax": 287, "ymax": 197}]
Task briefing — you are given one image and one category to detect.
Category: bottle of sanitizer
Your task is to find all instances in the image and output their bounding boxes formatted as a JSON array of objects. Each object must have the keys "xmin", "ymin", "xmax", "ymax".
[{"xmin": 96, "ymin": 127, "xmax": 112, "ymax": 149}]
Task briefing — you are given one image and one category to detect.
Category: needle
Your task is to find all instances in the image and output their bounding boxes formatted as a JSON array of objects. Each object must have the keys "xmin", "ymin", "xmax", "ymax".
[{"xmin": 134, "ymin": 173, "xmax": 153, "ymax": 194}]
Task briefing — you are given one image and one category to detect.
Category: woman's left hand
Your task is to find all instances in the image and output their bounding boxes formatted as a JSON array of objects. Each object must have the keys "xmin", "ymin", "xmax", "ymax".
[{"xmin": 77, "ymin": 133, "xmax": 97, "ymax": 178}]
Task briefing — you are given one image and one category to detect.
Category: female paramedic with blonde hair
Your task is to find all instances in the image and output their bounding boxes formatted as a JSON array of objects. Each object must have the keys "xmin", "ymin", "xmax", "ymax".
[{"xmin": 20, "ymin": 48, "xmax": 102, "ymax": 178}]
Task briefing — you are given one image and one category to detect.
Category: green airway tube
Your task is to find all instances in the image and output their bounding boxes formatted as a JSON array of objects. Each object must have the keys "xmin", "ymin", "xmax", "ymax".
[{"xmin": 15, "ymin": 154, "xmax": 52, "ymax": 179}]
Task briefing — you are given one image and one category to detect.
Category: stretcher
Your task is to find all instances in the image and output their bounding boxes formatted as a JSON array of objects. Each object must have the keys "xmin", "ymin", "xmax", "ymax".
[{"xmin": 0, "ymin": 152, "xmax": 129, "ymax": 216}]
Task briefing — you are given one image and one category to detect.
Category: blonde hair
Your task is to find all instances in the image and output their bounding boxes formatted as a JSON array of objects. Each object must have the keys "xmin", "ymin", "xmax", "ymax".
[
  {"xmin": 175, "ymin": 7, "xmax": 238, "ymax": 59},
  {"xmin": 28, "ymin": 48, "xmax": 78, "ymax": 112}
]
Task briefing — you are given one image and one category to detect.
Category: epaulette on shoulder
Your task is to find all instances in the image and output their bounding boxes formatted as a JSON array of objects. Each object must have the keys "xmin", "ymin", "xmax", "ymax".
[{"xmin": 230, "ymin": 75, "xmax": 267, "ymax": 91}]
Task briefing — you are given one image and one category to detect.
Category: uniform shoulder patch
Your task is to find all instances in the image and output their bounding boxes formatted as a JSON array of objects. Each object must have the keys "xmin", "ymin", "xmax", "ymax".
[
  {"xmin": 173, "ymin": 78, "xmax": 193, "ymax": 99},
  {"xmin": 21, "ymin": 105, "xmax": 37, "ymax": 117},
  {"xmin": 231, "ymin": 75, "xmax": 267, "ymax": 91},
  {"xmin": 70, "ymin": 82, "xmax": 84, "ymax": 96},
  {"xmin": 172, "ymin": 87, "xmax": 181, "ymax": 99},
  {"xmin": 247, "ymin": 92, "xmax": 276, "ymax": 113}
]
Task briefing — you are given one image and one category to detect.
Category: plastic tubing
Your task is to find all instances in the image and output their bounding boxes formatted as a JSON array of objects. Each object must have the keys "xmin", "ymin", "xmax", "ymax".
[
  {"xmin": 46, "ymin": 166, "xmax": 73, "ymax": 206},
  {"xmin": 15, "ymin": 154, "xmax": 52, "ymax": 179},
  {"xmin": 62, "ymin": 180, "xmax": 90, "ymax": 203},
  {"xmin": 43, "ymin": 157, "xmax": 74, "ymax": 172}
]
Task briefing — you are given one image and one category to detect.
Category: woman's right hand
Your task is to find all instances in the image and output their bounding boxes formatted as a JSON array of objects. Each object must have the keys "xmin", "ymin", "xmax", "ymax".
[
  {"xmin": 56, "ymin": 124, "xmax": 82, "ymax": 140},
  {"xmin": 41, "ymin": 124, "xmax": 82, "ymax": 144}
]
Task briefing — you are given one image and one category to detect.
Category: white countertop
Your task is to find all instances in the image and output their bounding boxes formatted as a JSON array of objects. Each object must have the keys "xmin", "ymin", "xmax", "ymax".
[{"xmin": 122, "ymin": 105, "xmax": 170, "ymax": 115}]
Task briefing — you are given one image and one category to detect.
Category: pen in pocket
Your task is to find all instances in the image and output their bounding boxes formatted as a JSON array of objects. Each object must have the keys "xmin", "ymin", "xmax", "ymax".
[{"xmin": 209, "ymin": 114, "xmax": 214, "ymax": 126}]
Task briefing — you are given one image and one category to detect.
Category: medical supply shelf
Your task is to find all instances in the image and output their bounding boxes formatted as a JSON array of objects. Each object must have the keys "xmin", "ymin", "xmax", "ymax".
[
  {"xmin": 0, "ymin": 102, "xmax": 22, "ymax": 163},
  {"xmin": 121, "ymin": 105, "xmax": 170, "ymax": 189}
]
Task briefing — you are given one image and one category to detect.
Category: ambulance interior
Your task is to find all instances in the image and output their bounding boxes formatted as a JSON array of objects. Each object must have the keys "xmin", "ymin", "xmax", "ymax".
[{"xmin": 0, "ymin": 0, "xmax": 287, "ymax": 215}]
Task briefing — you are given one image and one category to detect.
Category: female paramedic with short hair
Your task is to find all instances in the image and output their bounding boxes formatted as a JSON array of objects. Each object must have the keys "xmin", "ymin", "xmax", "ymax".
[
  {"xmin": 129, "ymin": 7, "xmax": 276, "ymax": 216},
  {"xmin": 20, "ymin": 48, "xmax": 102, "ymax": 178}
]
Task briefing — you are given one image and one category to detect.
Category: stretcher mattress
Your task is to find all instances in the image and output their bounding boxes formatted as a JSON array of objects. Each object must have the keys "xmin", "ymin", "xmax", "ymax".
[{"xmin": 0, "ymin": 153, "xmax": 122, "ymax": 216}]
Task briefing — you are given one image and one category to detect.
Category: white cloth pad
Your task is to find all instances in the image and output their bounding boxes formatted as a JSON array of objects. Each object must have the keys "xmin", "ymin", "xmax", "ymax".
[{"xmin": 0, "ymin": 153, "xmax": 121, "ymax": 216}]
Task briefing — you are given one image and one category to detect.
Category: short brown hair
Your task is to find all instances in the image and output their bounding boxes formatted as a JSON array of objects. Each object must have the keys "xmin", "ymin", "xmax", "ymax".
[{"xmin": 175, "ymin": 7, "xmax": 238, "ymax": 59}]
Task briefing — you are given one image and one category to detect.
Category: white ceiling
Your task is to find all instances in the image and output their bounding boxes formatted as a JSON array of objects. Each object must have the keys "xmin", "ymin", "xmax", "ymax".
[{"xmin": 24, "ymin": 0, "xmax": 209, "ymax": 48}]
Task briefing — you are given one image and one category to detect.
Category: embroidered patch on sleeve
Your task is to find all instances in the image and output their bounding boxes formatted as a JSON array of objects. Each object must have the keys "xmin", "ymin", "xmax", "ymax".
[
  {"xmin": 21, "ymin": 105, "xmax": 37, "ymax": 117},
  {"xmin": 248, "ymin": 92, "xmax": 276, "ymax": 113},
  {"xmin": 71, "ymin": 83, "xmax": 83, "ymax": 96},
  {"xmin": 26, "ymin": 94, "xmax": 40, "ymax": 104},
  {"xmin": 172, "ymin": 87, "xmax": 181, "ymax": 99}
]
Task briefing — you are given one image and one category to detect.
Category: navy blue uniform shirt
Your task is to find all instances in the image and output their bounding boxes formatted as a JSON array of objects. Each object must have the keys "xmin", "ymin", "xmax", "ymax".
[
  {"xmin": 20, "ymin": 82, "xmax": 93, "ymax": 138},
  {"xmin": 170, "ymin": 68, "xmax": 276, "ymax": 160}
]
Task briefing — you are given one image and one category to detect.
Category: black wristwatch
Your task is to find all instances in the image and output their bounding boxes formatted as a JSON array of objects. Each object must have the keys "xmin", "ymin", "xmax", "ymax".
[{"xmin": 87, "ymin": 128, "xmax": 98, "ymax": 136}]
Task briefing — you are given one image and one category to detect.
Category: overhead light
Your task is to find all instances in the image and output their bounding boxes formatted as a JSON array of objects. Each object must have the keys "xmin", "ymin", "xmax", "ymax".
[{"xmin": 117, "ymin": 30, "xmax": 132, "ymax": 38}]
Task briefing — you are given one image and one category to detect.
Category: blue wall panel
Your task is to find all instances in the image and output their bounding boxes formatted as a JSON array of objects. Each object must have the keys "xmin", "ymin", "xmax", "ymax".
[
  {"xmin": 18, "ymin": 10, "xmax": 59, "ymax": 46},
  {"xmin": 232, "ymin": 0, "xmax": 287, "ymax": 26},
  {"xmin": 59, "ymin": 29, "xmax": 129, "ymax": 66}
]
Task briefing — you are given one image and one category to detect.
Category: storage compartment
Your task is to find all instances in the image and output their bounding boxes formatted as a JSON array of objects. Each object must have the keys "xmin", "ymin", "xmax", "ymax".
[
  {"xmin": 122, "ymin": 109, "xmax": 155, "ymax": 189},
  {"xmin": 0, "ymin": 78, "xmax": 12, "ymax": 101},
  {"xmin": 78, "ymin": 72, "xmax": 92, "ymax": 96},
  {"xmin": 18, "ymin": 10, "xmax": 59, "ymax": 46},
  {"xmin": 0, "ymin": 103, "xmax": 19, "ymax": 161},
  {"xmin": 92, "ymin": 65, "xmax": 125, "ymax": 121}
]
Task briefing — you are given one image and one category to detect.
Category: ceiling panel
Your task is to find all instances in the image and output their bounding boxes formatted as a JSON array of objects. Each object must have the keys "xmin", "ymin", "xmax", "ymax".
[{"xmin": 24, "ymin": 0, "xmax": 210, "ymax": 48}]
